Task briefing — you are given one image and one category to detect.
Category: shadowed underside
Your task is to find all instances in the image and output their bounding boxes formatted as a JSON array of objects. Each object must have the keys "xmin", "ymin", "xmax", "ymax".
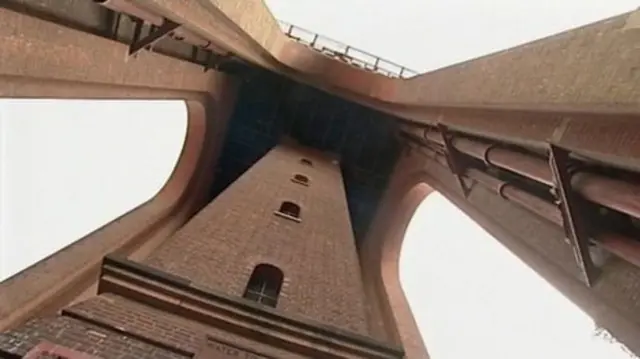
[{"xmin": 1, "ymin": 1, "xmax": 640, "ymax": 358}]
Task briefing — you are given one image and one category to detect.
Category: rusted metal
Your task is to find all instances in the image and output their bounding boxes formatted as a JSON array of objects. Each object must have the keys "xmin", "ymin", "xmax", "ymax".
[
  {"xmin": 423, "ymin": 129, "xmax": 640, "ymax": 223},
  {"xmin": 597, "ymin": 232, "xmax": 640, "ymax": 269},
  {"xmin": 453, "ymin": 137, "xmax": 553, "ymax": 186},
  {"xmin": 572, "ymin": 172, "xmax": 640, "ymax": 220},
  {"xmin": 418, "ymin": 146, "xmax": 640, "ymax": 272},
  {"xmin": 549, "ymin": 145, "xmax": 599, "ymax": 286},
  {"xmin": 469, "ymin": 166, "xmax": 640, "ymax": 272},
  {"xmin": 466, "ymin": 169, "xmax": 562, "ymax": 225}
]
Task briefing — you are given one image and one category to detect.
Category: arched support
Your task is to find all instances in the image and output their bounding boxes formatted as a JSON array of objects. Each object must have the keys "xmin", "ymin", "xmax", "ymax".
[
  {"xmin": 359, "ymin": 154, "xmax": 433, "ymax": 358},
  {"xmin": 0, "ymin": 8, "xmax": 239, "ymax": 331},
  {"xmin": 361, "ymin": 149, "xmax": 640, "ymax": 357}
]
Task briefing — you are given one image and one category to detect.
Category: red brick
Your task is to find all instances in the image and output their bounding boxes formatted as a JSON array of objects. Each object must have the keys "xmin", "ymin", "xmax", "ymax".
[{"xmin": 144, "ymin": 143, "xmax": 370, "ymax": 334}]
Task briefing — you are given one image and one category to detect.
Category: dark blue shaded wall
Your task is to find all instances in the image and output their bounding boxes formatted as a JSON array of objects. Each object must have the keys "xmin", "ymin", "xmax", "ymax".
[{"xmin": 210, "ymin": 69, "xmax": 401, "ymax": 244}]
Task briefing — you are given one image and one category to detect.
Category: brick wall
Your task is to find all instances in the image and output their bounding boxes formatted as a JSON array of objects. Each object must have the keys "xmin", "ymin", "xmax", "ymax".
[
  {"xmin": 144, "ymin": 143, "xmax": 370, "ymax": 334},
  {"xmin": 69, "ymin": 294, "xmax": 301, "ymax": 358},
  {"xmin": 0, "ymin": 315, "xmax": 187, "ymax": 359}
]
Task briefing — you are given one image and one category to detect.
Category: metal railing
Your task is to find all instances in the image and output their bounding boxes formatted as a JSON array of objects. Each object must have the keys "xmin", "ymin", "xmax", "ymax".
[{"xmin": 278, "ymin": 21, "xmax": 418, "ymax": 79}]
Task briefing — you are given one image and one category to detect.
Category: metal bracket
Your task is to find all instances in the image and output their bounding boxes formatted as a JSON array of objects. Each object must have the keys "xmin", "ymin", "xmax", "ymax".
[
  {"xmin": 109, "ymin": 12, "xmax": 122, "ymax": 40},
  {"xmin": 549, "ymin": 144, "xmax": 599, "ymax": 286},
  {"xmin": 203, "ymin": 51, "xmax": 232, "ymax": 72},
  {"xmin": 438, "ymin": 124, "xmax": 470, "ymax": 197},
  {"xmin": 191, "ymin": 45, "xmax": 201, "ymax": 63},
  {"xmin": 129, "ymin": 19, "xmax": 180, "ymax": 57}
]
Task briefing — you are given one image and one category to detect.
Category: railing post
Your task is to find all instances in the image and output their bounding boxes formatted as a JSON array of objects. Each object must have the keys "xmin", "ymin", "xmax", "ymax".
[{"xmin": 277, "ymin": 20, "xmax": 417, "ymax": 79}]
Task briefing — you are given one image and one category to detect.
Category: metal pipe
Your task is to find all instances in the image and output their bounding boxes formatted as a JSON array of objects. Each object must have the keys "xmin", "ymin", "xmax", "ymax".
[
  {"xmin": 469, "ymin": 168, "xmax": 640, "ymax": 268},
  {"xmin": 94, "ymin": 0, "xmax": 225, "ymax": 52},
  {"xmin": 597, "ymin": 232, "xmax": 640, "ymax": 269},
  {"xmin": 424, "ymin": 130, "xmax": 640, "ymax": 221},
  {"xmin": 426, "ymin": 131, "xmax": 552, "ymax": 185},
  {"xmin": 424, "ymin": 147, "xmax": 561, "ymax": 225},
  {"xmin": 571, "ymin": 172, "xmax": 640, "ymax": 220},
  {"xmin": 466, "ymin": 169, "xmax": 562, "ymax": 225},
  {"xmin": 421, "ymin": 147, "xmax": 640, "ymax": 269},
  {"xmin": 456, "ymin": 138, "xmax": 553, "ymax": 186}
]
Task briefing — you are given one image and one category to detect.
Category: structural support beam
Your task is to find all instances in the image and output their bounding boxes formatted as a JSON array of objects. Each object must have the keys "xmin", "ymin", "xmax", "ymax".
[
  {"xmin": 423, "ymin": 129, "xmax": 640, "ymax": 222},
  {"xmin": 129, "ymin": 19, "xmax": 180, "ymax": 57},
  {"xmin": 204, "ymin": 51, "xmax": 232, "ymax": 72},
  {"xmin": 437, "ymin": 124, "xmax": 470, "ymax": 197},
  {"xmin": 549, "ymin": 145, "xmax": 599, "ymax": 286},
  {"xmin": 417, "ymin": 146, "xmax": 640, "ymax": 279}
]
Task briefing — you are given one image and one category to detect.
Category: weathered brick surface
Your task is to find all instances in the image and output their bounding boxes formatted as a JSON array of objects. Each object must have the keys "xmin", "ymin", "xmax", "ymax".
[
  {"xmin": 0, "ymin": 8, "xmax": 215, "ymax": 93},
  {"xmin": 144, "ymin": 144, "xmax": 370, "ymax": 334},
  {"xmin": 0, "ymin": 8, "xmax": 239, "ymax": 332},
  {"xmin": 397, "ymin": 12, "xmax": 640, "ymax": 107},
  {"xmin": 64, "ymin": 294, "xmax": 302, "ymax": 359},
  {"xmin": 0, "ymin": 316, "xmax": 187, "ymax": 359}
]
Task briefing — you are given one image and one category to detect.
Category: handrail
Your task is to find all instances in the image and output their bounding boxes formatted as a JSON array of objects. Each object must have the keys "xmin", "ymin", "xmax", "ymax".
[{"xmin": 278, "ymin": 21, "xmax": 418, "ymax": 79}]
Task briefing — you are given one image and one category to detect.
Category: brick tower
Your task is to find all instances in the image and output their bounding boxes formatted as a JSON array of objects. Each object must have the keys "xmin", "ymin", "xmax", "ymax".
[
  {"xmin": 0, "ymin": 143, "xmax": 403, "ymax": 358},
  {"xmin": 3, "ymin": 2, "xmax": 640, "ymax": 359}
]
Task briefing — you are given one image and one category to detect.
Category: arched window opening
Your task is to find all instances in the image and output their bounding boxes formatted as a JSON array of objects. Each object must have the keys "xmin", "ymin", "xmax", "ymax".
[
  {"xmin": 292, "ymin": 174, "xmax": 309, "ymax": 186},
  {"xmin": 276, "ymin": 201, "xmax": 301, "ymax": 221},
  {"xmin": 400, "ymin": 192, "xmax": 638, "ymax": 359},
  {"xmin": 243, "ymin": 264, "xmax": 284, "ymax": 307},
  {"xmin": 300, "ymin": 158, "xmax": 313, "ymax": 166}
]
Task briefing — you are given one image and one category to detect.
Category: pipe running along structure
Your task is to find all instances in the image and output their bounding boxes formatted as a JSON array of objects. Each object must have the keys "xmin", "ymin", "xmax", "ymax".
[
  {"xmin": 417, "ymin": 144, "xmax": 640, "ymax": 270},
  {"xmin": 417, "ymin": 128, "xmax": 640, "ymax": 221}
]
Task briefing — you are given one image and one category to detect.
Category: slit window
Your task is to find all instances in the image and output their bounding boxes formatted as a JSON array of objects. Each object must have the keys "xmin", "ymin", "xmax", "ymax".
[
  {"xmin": 243, "ymin": 264, "xmax": 284, "ymax": 307},
  {"xmin": 292, "ymin": 174, "xmax": 309, "ymax": 186}
]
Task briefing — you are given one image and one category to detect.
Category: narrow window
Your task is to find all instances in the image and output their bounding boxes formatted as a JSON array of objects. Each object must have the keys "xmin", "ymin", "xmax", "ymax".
[
  {"xmin": 278, "ymin": 201, "xmax": 301, "ymax": 219},
  {"xmin": 243, "ymin": 264, "xmax": 284, "ymax": 307},
  {"xmin": 300, "ymin": 158, "xmax": 313, "ymax": 166},
  {"xmin": 292, "ymin": 174, "xmax": 309, "ymax": 186}
]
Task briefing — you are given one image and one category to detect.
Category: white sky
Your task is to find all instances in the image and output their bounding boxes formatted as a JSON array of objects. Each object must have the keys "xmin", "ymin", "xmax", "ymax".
[
  {"xmin": 401, "ymin": 194, "xmax": 637, "ymax": 359},
  {"xmin": 0, "ymin": 100, "xmax": 186, "ymax": 279},
  {"xmin": 1, "ymin": 1, "xmax": 639, "ymax": 357}
]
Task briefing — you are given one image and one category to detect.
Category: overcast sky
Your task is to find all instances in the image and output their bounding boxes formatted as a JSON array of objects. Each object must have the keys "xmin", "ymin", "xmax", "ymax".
[
  {"xmin": 1, "ymin": 1, "xmax": 638, "ymax": 357},
  {"xmin": 266, "ymin": 0, "xmax": 638, "ymax": 71},
  {"xmin": 0, "ymin": 100, "xmax": 186, "ymax": 279}
]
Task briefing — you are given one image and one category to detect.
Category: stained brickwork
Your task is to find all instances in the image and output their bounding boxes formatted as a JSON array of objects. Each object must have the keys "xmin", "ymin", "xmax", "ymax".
[
  {"xmin": 396, "ymin": 12, "xmax": 640, "ymax": 107},
  {"xmin": 63, "ymin": 294, "xmax": 302, "ymax": 359},
  {"xmin": 0, "ymin": 316, "xmax": 187, "ymax": 359},
  {"xmin": 144, "ymin": 144, "xmax": 370, "ymax": 334}
]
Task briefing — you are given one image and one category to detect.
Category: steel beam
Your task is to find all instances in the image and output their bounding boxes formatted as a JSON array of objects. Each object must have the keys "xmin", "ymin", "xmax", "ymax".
[
  {"xmin": 420, "ymin": 147, "xmax": 640, "ymax": 275},
  {"xmin": 549, "ymin": 145, "xmax": 599, "ymax": 286},
  {"xmin": 129, "ymin": 19, "xmax": 179, "ymax": 57},
  {"xmin": 437, "ymin": 124, "xmax": 470, "ymax": 197}
]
